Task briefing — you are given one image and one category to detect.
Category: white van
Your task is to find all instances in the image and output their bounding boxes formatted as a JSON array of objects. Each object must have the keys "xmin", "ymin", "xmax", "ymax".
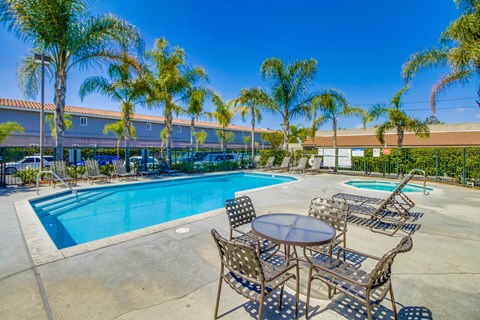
[{"xmin": 194, "ymin": 153, "xmax": 240, "ymax": 165}]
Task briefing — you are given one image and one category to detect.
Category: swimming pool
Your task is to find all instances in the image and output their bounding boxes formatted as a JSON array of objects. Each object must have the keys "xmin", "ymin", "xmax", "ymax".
[
  {"xmin": 345, "ymin": 180, "xmax": 432, "ymax": 193},
  {"xmin": 30, "ymin": 172, "xmax": 295, "ymax": 249}
]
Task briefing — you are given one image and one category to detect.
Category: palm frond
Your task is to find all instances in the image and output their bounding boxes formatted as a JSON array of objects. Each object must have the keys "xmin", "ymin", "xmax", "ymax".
[
  {"xmin": 431, "ymin": 69, "xmax": 473, "ymax": 113},
  {"xmin": 402, "ymin": 47, "xmax": 449, "ymax": 82}
]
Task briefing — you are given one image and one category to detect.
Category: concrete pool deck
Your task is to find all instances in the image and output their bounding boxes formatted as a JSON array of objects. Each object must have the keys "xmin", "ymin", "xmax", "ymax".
[{"xmin": 1, "ymin": 173, "xmax": 479, "ymax": 319}]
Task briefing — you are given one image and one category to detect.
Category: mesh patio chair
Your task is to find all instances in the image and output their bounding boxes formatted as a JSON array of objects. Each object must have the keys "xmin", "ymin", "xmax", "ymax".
[
  {"xmin": 158, "ymin": 158, "xmax": 180, "ymax": 176},
  {"xmin": 112, "ymin": 159, "xmax": 137, "ymax": 181},
  {"xmin": 224, "ymin": 196, "xmax": 279, "ymax": 256},
  {"xmin": 305, "ymin": 236, "xmax": 413, "ymax": 320},
  {"xmin": 85, "ymin": 159, "xmax": 110, "ymax": 184},
  {"xmin": 271, "ymin": 156, "xmax": 291, "ymax": 172},
  {"xmin": 257, "ymin": 156, "xmax": 275, "ymax": 170},
  {"xmin": 211, "ymin": 229, "xmax": 300, "ymax": 320},
  {"xmin": 50, "ymin": 160, "xmax": 76, "ymax": 187},
  {"xmin": 305, "ymin": 197, "xmax": 348, "ymax": 262},
  {"xmin": 248, "ymin": 155, "xmax": 261, "ymax": 169},
  {"xmin": 290, "ymin": 157, "xmax": 307, "ymax": 174},
  {"xmin": 305, "ymin": 157, "xmax": 322, "ymax": 174}
]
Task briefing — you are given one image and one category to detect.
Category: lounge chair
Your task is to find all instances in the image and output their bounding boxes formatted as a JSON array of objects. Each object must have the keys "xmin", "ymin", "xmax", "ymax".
[
  {"xmin": 112, "ymin": 159, "xmax": 137, "ymax": 181},
  {"xmin": 85, "ymin": 159, "xmax": 110, "ymax": 184},
  {"xmin": 333, "ymin": 174, "xmax": 417, "ymax": 235},
  {"xmin": 305, "ymin": 197, "xmax": 348, "ymax": 262},
  {"xmin": 271, "ymin": 156, "xmax": 291, "ymax": 172},
  {"xmin": 50, "ymin": 160, "xmax": 76, "ymax": 187},
  {"xmin": 257, "ymin": 156, "xmax": 275, "ymax": 170},
  {"xmin": 305, "ymin": 236, "xmax": 413, "ymax": 320},
  {"xmin": 248, "ymin": 154, "xmax": 260, "ymax": 169},
  {"xmin": 305, "ymin": 157, "xmax": 322, "ymax": 174},
  {"xmin": 158, "ymin": 158, "xmax": 180, "ymax": 176},
  {"xmin": 290, "ymin": 157, "xmax": 307, "ymax": 174},
  {"xmin": 224, "ymin": 196, "xmax": 278, "ymax": 256},
  {"xmin": 211, "ymin": 229, "xmax": 300, "ymax": 320}
]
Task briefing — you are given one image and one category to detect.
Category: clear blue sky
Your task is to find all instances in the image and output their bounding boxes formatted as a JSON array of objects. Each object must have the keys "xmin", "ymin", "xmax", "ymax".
[{"xmin": 0, "ymin": 0, "xmax": 479, "ymax": 130}]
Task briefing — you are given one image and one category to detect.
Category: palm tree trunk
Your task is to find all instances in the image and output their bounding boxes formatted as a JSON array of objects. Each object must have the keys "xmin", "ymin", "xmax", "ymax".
[
  {"xmin": 54, "ymin": 72, "xmax": 67, "ymax": 160},
  {"xmin": 122, "ymin": 102, "xmax": 132, "ymax": 165},
  {"xmin": 283, "ymin": 112, "xmax": 289, "ymax": 151},
  {"xmin": 165, "ymin": 104, "xmax": 173, "ymax": 165},
  {"xmin": 190, "ymin": 117, "xmax": 195, "ymax": 162},
  {"xmin": 222, "ymin": 127, "xmax": 226, "ymax": 158},
  {"xmin": 116, "ymin": 139, "xmax": 120, "ymax": 157},
  {"xmin": 310, "ymin": 108, "xmax": 316, "ymax": 139},
  {"xmin": 397, "ymin": 126, "xmax": 404, "ymax": 178},
  {"xmin": 251, "ymin": 111, "xmax": 255, "ymax": 158}
]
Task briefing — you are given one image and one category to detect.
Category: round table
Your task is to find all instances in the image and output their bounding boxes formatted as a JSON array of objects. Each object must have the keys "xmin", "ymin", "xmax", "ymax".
[{"xmin": 252, "ymin": 213, "xmax": 336, "ymax": 247}]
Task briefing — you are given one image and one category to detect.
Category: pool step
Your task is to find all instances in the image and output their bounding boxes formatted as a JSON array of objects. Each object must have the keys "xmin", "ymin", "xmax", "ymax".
[
  {"xmin": 34, "ymin": 192, "xmax": 110, "ymax": 218},
  {"xmin": 41, "ymin": 191, "xmax": 115, "ymax": 218}
]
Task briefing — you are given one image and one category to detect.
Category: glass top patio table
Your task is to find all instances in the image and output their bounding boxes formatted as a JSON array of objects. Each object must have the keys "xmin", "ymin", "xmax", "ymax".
[{"xmin": 252, "ymin": 213, "xmax": 336, "ymax": 247}]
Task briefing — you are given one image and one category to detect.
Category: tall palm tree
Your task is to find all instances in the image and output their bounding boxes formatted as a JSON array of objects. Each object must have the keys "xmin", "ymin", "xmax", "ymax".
[
  {"xmin": 354, "ymin": 107, "xmax": 375, "ymax": 130},
  {"xmin": 103, "ymin": 121, "xmax": 136, "ymax": 156},
  {"xmin": 185, "ymin": 88, "xmax": 213, "ymax": 150},
  {"xmin": 402, "ymin": 0, "xmax": 480, "ymax": 113},
  {"xmin": 370, "ymin": 86, "xmax": 430, "ymax": 176},
  {"xmin": 310, "ymin": 89, "xmax": 354, "ymax": 148},
  {"xmin": 79, "ymin": 55, "xmax": 147, "ymax": 162},
  {"xmin": 207, "ymin": 96, "xmax": 235, "ymax": 157},
  {"xmin": 0, "ymin": 122, "xmax": 24, "ymax": 143},
  {"xmin": 193, "ymin": 130, "xmax": 207, "ymax": 151},
  {"xmin": 146, "ymin": 38, "xmax": 208, "ymax": 164},
  {"xmin": 1, "ymin": 0, "xmax": 143, "ymax": 159},
  {"xmin": 260, "ymin": 57, "xmax": 318, "ymax": 150},
  {"xmin": 288, "ymin": 124, "xmax": 308, "ymax": 143},
  {"xmin": 45, "ymin": 114, "xmax": 73, "ymax": 137},
  {"xmin": 233, "ymin": 88, "xmax": 269, "ymax": 157}
]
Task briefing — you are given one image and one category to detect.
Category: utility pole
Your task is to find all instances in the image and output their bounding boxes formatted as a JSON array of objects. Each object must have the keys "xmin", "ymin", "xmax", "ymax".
[{"xmin": 34, "ymin": 53, "xmax": 52, "ymax": 169}]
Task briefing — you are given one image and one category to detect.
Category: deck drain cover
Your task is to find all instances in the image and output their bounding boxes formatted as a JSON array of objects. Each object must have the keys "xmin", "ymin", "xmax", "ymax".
[{"xmin": 175, "ymin": 227, "xmax": 190, "ymax": 234}]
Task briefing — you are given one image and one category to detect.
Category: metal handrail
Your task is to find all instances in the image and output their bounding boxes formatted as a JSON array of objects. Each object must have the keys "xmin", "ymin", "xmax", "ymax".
[
  {"xmin": 408, "ymin": 168, "xmax": 428, "ymax": 195},
  {"xmin": 36, "ymin": 170, "xmax": 77, "ymax": 196}
]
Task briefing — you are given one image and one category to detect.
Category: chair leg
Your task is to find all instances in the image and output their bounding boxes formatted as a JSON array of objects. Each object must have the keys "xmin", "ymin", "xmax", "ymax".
[
  {"xmin": 365, "ymin": 301, "xmax": 373, "ymax": 320},
  {"xmin": 279, "ymin": 284, "xmax": 284, "ymax": 310},
  {"xmin": 258, "ymin": 293, "xmax": 265, "ymax": 320},
  {"xmin": 389, "ymin": 282, "xmax": 398, "ymax": 320},
  {"xmin": 305, "ymin": 266, "xmax": 314, "ymax": 319},
  {"xmin": 214, "ymin": 275, "xmax": 223, "ymax": 319}
]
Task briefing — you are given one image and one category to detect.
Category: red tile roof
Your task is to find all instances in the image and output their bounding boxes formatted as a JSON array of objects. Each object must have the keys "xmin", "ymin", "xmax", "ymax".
[{"xmin": 0, "ymin": 98, "xmax": 270, "ymax": 133}]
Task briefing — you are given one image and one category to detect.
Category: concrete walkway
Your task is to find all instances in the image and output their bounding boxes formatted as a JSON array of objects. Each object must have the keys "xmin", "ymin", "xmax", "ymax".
[{"xmin": 1, "ymin": 173, "xmax": 479, "ymax": 319}]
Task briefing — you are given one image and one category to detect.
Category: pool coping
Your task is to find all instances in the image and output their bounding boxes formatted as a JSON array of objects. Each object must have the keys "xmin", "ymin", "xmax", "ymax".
[
  {"xmin": 14, "ymin": 171, "xmax": 300, "ymax": 266},
  {"xmin": 339, "ymin": 176, "xmax": 440, "ymax": 195}
]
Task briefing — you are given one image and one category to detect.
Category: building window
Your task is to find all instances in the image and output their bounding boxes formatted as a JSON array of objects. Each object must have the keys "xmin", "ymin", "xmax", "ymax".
[
  {"xmin": 29, "ymin": 144, "xmax": 39, "ymax": 147},
  {"xmin": 80, "ymin": 117, "xmax": 88, "ymax": 126},
  {"xmin": 146, "ymin": 123, "xmax": 152, "ymax": 130},
  {"xmin": 89, "ymin": 144, "xmax": 97, "ymax": 148},
  {"xmin": 71, "ymin": 144, "xmax": 80, "ymax": 148},
  {"xmin": 176, "ymin": 126, "xmax": 182, "ymax": 133}
]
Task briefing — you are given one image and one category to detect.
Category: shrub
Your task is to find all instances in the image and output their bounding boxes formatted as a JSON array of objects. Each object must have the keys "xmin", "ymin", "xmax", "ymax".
[{"xmin": 13, "ymin": 167, "xmax": 39, "ymax": 185}]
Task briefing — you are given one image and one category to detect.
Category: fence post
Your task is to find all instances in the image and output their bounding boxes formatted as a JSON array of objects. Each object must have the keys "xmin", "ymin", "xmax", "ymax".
[
  {"xmin": 335, "ymin": 147, "xmax": 338, "ymax": 173},
  {"xmin": 363, "ymin": 152, "xmax": 366, "ymax": 176},
  {"xmin": 0, "ymin": 147, "xmax": 5, "ymax": 188},
  {"xmin": 463, "ymin": 148, "xmax": 467, "ymax": 187},
  {"xmin": 435, "ymin": 148, "xmax": 439, "ymax": 178}
]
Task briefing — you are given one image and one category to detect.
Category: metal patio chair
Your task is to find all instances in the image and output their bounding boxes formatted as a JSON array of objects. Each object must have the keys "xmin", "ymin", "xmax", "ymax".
[
  {"xmin": 85, "ymin": 159, "xmax": 110, "ymax": 184},
  {"xmin": 112, "ymin": 159, "xmax": 137, "ymax": 181},
  {"xmin": 257, "ymin": 156, "xmax": 275, "ymax": 170},
  {"xmin": 271, "ymin": 156, "xmax": 291, "ymax": 172},
  {"xmin": 290, "ymin": 157, "xmax": 308, "ymax": 175},
  {"xmin": 305, "ymin": 197, "xmax": 348, "ymax": 262},
  {"xmin": 50, "ymin": 160, "xmax": 76, "ymax": 187},
  {"xmin": 211, "ymin": 229, "xmax": 300, "ymax": 320},
  {"xmin": 305, "ymin": 157, "xmax": 322, "ymax": 174},
  {"xmin": 224, "ymin": 196, "xmax": 279, "ymax": 256},
  {"xmin": 305, "ymin": 236, "xmax": 413, "ymax": 320}
]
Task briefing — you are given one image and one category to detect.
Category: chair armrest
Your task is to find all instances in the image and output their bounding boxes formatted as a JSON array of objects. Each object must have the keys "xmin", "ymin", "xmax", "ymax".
[
  {"xmin": 231, "ymin": 229, "xmax": 262, "ymax": 253},
  {"xmin": 311, "ymin": 263, "xmax": 368, "ymax": 287},
  {"xmin": 337, "ymin": 247, "xmax": 381, "ymax": 261}
]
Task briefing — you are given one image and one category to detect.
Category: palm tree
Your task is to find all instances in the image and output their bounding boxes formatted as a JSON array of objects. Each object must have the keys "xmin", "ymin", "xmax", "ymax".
[
  {"xmin": 1, "ymin": 0, "xmax": 143, "ymax": 159},
  {"xmin": 242, "ymin": 135, "xmax": 251, "ymax": 153},
  {"xmin": 310, "ymin": 89, "xmax": 355, "ymax": 148},
  {"xmin": 146, "ymin": 38, "xmax": 208, "ymax": 164},
  {"xmin": 103, "ymin": 121, "xmax": 136, "ymax": 156},
  {"xmin": 0, "ymin": 122, "xmax": 24, "ymax": 143},
  {"xmin": 193, "ymin": 130, "xmax": 207, "ymax": 151},
  {"xmin": 288, "ymin": 124, "xmax": 308, "ymax": 143},
  {"xmin": 233, "ymin": 88, "xmax": 269, "ymax": 157},
  {"xmin": 402, "ymin": 0, "xmax": 480, "ymax": 113},
  {"xmin": 207, "ymin": 96, "xmax": 235, "ymax": 157},
  {"xmin": 45, "ymin": 114, "xmax": 73, "ymax": 137},
  {"xmin": 260, "ymin": 57, "xmax": 318, "ymax": 150},
  {"xmin": 185, "ymin": 88, "xmax": 213, "ymax": 151},
  {"xmin": 79, "ymin": 55, "xmax": 147, "ymax": 162},
  {"xmin": 370, "ymin": 86, "xmax": 430, "ymax": 176},
  {"xmin": 261, "ymin": 131, "xmax": 283, "ymax": 151},
  {"xmin": 354, "ymin": 107, "xmax": 375, "ymax": 130}
]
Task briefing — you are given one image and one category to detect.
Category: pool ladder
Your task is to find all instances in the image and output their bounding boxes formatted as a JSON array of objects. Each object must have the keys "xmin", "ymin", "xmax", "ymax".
[
  {"xmin": 408, "ymin": 168, "xmax": 428, "ymax": 195},
  {"xmin": 36, "ymin": 170, "xmax": 77, "ymax": 197}
]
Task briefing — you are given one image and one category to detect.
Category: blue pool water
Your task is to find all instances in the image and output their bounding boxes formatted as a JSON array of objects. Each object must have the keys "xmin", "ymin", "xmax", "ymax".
[
  {"xmin": 30, "ymin": 173, "xmax": 295, "ymax": 249},
  {"xmin": 345, "ymin": 180, "xmax": 432, "ymax": 193}
]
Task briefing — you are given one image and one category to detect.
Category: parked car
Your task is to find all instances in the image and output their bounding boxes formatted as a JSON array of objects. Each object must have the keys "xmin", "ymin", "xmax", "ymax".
[
  {"xmin": 194, "ymin": 153, "xmax": 240, "ymax": 165},
  {"xmin": 129, "ymin": 156, "xmax": 161, "ymax": 171},
  {"xmin": 3, "ymin": 156, "xmax": 52, "ymax": 175},
  {"xmin": 76, "ymin": 155, "xmax": 121, "ymax": 166},
  {"xmin": 177, "ymin": 151, "xmax": 215, "ymax": 163}
]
